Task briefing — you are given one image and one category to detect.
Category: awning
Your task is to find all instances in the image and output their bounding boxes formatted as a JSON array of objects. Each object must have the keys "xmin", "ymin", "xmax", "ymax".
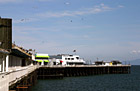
[
  {"xmin": 11, "ymin": 49, "xmax": 30, "ymax": 58},
  {"xmin": 0, "ymin": 48, "xmax": 10, "ymax": 54},
  {"xmin": 35, "ymin": 60, "xmax": 49, "ymax": 62},
  {"xmin": 44, "ymin": 60, "xmax": 49, "ymax": 62},
  {"xmin": 36, "ymin": 60, "xmax": 43, "ymax": 62}
]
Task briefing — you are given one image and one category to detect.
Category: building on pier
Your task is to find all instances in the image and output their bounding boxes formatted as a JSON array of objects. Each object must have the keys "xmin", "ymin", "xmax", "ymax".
[
  {"xmin": 94, "ymin": 60, "xmax": 122, "ymax": 66},
  {"xmin": 48, "ymin": 55, "xmax": 62, "ymax": 65},
  {"xmin": 35, "ymin": 53, "xmax": 49, "ymax": 65},
  {"xmin": 48, "ymin": 54, "xmax": 85, "ymax": 66},
  {"xmin": 9, "ymin": 44, "xmax": 33, "ymax": 68}
]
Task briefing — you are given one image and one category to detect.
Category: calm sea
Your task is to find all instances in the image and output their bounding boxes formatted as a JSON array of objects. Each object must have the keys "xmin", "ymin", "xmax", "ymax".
[{"xmin": 32, "ymin": 66, "xmax": 140, "ymax": 91}]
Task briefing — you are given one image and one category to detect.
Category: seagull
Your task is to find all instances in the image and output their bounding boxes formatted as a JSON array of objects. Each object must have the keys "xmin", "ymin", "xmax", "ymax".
[
  {"xmin": 21, "ymin": 18, "xmax": 29, "ymax": 22},
  {"xmin": 64, "ymin": 2, "xmax": 70, "ymax": 5},
  {"xmin": 32, "ymin": 6, "xmax": 38, "ymax": 9},
  {"xmin": 21, "ymin": 19, "xmax": 24, "ymax": 21}
]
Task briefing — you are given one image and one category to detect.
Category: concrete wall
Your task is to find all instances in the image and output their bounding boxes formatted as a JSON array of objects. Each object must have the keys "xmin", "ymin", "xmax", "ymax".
[
  {"xmin": 0, "ymin": 73, "xmax": 9, "ymax": 91},
  {"xmin": 0, "ymin": 18, "xmax": 12, "ymax": 49}
]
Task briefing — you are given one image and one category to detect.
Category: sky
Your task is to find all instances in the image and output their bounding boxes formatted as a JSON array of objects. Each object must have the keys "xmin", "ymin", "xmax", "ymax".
[{"xmin": 0, "ymin": 0, "xmax": 140, "ymax": 62}]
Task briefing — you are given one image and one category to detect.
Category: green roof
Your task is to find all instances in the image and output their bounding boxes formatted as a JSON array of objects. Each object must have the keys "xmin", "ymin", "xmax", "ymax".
[
  {"xmin": 35, "ymin": 60, "xmax": 49, "ymax": 62},
  {"xmin": 36, "ymin": 60, "xmax": 43, "ymax": 62},
  {"xmin": 44, "ymin": 60, "xmax": 49, "ymax": 62},
  {"xmin": 35, "ymin": 54, "xmax": 49, "ymax": 58}
]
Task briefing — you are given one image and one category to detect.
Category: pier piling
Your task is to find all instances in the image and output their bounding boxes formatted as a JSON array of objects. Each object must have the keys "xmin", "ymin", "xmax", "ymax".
[{"xmin": 37, "ymin": 65, "xmax": 131, "ymax": 79}]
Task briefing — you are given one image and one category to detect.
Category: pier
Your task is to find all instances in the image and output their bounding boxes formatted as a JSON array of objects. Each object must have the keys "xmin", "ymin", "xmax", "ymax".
[{"xmin": 38, "ymin": 65, "xmax": 131, "ymax": 79}]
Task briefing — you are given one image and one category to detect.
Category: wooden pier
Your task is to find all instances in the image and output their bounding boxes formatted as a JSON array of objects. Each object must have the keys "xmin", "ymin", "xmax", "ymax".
[
  {"xmin": 38, "ymin": 65, "xmax": 131, "ymax": 79},
  {"xmin": 7, "ymin": 65, "xmax": 131, "ymax": 91}
]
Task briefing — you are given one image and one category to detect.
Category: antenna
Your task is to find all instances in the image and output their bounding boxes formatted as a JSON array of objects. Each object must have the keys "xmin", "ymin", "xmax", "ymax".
[
  {"xmin": 97, "ymin": 57, "xmax": 99, "ymax": 61},
  {"xmin": 73, "ymin": 50, "xmax": 76, "ymax": 55}
]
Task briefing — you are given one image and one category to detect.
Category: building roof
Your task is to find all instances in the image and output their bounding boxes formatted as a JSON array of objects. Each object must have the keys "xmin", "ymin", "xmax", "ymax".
[
  {"xmin": 11, "ymin": 44, "xmax": 32, "ymax": 58},
  {"xmin": 35, "ymin": 54, "xmax": 49, "ymax": 58},
  {"xmin": 0, "ymin": 48, "xmax": 10, "ymax": 54},
  {"xmin": 49, "ymin": 55, "xmax": 62, "ymax": 59}
]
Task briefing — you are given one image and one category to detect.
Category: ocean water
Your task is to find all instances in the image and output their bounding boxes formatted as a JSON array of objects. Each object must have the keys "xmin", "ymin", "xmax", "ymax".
[{"xmin": 32, "ymin": 66, "xmax": 140, "ymax": 91}]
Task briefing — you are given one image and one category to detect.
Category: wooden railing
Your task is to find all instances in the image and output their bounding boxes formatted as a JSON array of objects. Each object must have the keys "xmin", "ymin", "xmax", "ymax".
[{"xmin": 8, "ymin": 65, "xmax": 39, "ymax": 86}]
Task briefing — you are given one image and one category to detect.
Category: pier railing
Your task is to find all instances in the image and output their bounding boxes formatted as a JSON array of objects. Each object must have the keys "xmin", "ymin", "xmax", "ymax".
[
  {"xmin": 9, "ymin": 65, "xmax": 39, "ymax": 86},
  {"xmin": 0, "ymin": 65, "xmax": 39, "ymax": 91}
]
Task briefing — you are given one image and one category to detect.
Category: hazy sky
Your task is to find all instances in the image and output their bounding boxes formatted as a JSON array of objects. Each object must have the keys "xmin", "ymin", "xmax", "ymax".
[{"xmin": 0, "ymin": 0, "xmax": 140, "ymax": 62}]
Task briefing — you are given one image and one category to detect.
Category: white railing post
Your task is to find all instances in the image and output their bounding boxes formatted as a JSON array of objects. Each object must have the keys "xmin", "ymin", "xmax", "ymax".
[
  {"xmin": 6, "ymin": 55, "xmax": 9, "ymax": 72},
  {"xmin": 0, "ymin": 64, "xmax": 1, "ymax": 72},
  {"xmin": 2, "ymin": 60, "xmax": 5, "ymax": 72}
]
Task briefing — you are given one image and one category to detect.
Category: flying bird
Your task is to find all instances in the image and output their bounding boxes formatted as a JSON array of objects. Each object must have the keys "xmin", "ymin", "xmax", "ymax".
[
  {"xmin": 64, "ymin": 2, "xmax": 70, "ymax": 5},
  {"xmin": 32, "ymin": 6, "xmax": 38, "ymax": 9},
  {"xmin": 21, "ymin": 19, "xmax": 24, "ymax": 21}
]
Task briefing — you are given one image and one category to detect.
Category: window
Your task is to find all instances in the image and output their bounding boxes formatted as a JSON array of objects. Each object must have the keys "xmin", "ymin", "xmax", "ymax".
[
  {"xmin": 68, "ymin": 58, "xmax": 70, "ymax": 60},
  {"xmin": 65, "ymin": 58, "xmax": 67, "ymax": 60},
  {"xmin": 71, "ymin": 58, "xmax": 74, "ymax": 60},
  {"xmin": 76, "ymin": 57, "xmax": 79, "ymax": 59}
]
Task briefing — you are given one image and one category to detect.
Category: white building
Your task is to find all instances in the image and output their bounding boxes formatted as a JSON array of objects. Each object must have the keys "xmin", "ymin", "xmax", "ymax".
[{"xmin": 49, "ymin": 54, "xmax": 85, "ymax": 66}]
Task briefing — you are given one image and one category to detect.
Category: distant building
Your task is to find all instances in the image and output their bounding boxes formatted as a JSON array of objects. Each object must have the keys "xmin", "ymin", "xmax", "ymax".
[
  {"xmin": 48, "ymin": 54, "xmax": 85, "ymax": 66},
  {"xmin": 35, "ymin": 53, "xmax": 49, "ymax": 65},
  {"xmin": 95, "ymin": 61, "xmax": 105, "ymax": 65},
  {"xmin": 111, "ymin": 60, "xmax": 122, "ymax": 65},
  {"xmin": 94, "ymin": 60, "xmax": 122, "ymax": 66}
]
